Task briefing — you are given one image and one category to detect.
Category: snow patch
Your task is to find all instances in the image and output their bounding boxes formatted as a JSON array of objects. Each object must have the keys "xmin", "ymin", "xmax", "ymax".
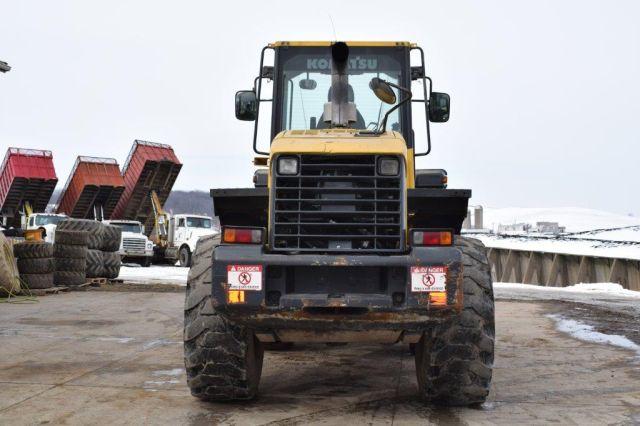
[
  {"xmin": 117, "ymin": 265, "xmax": 188, "ymax": 285},
  {"xmin": 96, "ymin": 337, "xmax": 134, "ymax": 343},
  {"xmin": 495, "ymin": 282, "xmax": 640, "ymax": 299},
  {"xmin": 152, "ymin": 368, "xmax": 183, "ymax": 377},
  {"xmin": 547, "ymin": 314, "xmax": 640, "ymax": 356}
]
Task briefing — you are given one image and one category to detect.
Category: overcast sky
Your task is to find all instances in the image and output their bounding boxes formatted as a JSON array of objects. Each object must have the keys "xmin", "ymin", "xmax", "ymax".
[{"xmin": 1, "ymin": 1, "xmax": 639, "ymax": 215}]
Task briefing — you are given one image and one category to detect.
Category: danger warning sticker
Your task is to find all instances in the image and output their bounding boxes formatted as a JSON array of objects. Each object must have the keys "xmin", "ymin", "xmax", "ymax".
[
  {"xmin": 410, "ymin": 266, "xmax": 447, "ymax": 292},
  {"xmin": 227, "ymin": 265, "xmax": 262, "ymax": 291}
]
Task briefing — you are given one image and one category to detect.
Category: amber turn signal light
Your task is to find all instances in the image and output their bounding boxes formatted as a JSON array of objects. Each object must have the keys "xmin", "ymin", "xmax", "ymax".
[
  {"xmin": 411, "ymin": 229, "xmax": 453, "ymax": 246},
  {"xmin": 222, "ymin": 227, "xmax": 264, "ymax": 244}
]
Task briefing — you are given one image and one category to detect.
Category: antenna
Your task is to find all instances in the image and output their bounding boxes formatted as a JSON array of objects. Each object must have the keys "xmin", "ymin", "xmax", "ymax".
[{"xmin": 328, "ymin": 14, "xmax": 338, "ymax": 41}]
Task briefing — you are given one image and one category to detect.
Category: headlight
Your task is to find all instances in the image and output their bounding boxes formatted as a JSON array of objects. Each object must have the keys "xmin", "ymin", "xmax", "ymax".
[
  {"xmin": 378, "ymin": 157, "xmax": 399, "ymax": 176},
  {"xmin": 278, "ymin": 157, "xmax": 298, "ymax": 175}
]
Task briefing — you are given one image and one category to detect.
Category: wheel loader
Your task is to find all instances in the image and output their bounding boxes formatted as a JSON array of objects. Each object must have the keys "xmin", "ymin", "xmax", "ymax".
[{"xmin": 183, "ymin": 41, "xmax": 494, "ymax": 406}]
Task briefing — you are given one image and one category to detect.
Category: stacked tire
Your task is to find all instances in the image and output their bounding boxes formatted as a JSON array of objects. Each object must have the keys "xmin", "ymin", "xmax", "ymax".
[
  {"xmin": 13, "ymin": 241, "xmax": 55, "ymax": 289},
  {"xmin": 54, "ymin": 221, "xmax": 90, "ymax": 286},
  {"xmin": 101, "ymin": 224, "xmax": 122, "ymax": 279}
]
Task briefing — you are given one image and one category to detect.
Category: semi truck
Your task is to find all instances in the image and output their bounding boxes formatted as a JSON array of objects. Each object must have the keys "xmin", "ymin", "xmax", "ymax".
[{"xmin": 183, "ymin": 41, "xmax": 494, "ymax": 406}]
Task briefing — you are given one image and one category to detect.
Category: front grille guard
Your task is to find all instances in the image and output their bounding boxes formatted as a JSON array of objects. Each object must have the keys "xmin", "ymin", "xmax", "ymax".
[{"xmin": 269, "ymin": 154, "xmax": 406, "ymax": 254}]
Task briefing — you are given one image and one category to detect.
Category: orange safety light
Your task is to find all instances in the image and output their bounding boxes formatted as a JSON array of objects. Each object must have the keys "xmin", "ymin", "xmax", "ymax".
[{"xmin": 411, "ymin": 229, "xmax": 453, "ymax": 246}]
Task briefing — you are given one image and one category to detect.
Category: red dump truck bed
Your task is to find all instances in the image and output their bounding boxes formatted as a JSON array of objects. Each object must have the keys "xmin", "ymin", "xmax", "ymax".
[
  {"xmin": 0, "ymin": 148, "xmax": 58, "ymax": 227},
  {"xmin": 112, "ymin": 140, "xmax": 182, "ymax": 235},
  {"xmin": 56, "ymin": 156, "xmax": 125, "ymax": 220}
]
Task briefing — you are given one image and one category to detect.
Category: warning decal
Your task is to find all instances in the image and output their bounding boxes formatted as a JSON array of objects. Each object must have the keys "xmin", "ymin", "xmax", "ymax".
[
  {"xmin": 411, "ymin": 266, "xmax": 447, "ymax": 292},
  {"xmin": 227, "ymin": 265, "xmax": 262, "ymax": 291}
]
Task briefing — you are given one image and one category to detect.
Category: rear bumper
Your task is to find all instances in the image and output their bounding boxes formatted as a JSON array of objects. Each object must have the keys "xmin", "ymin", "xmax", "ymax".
[{"xmin": 211, "ymin": 245, "xmax": 464, "ymax": 340}]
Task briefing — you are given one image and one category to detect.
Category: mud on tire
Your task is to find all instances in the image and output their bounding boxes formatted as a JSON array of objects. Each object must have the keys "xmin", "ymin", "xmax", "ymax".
[
  {"xmin": 17, "ymin": 257, "xmax": 55, "ymax": 274},
  {"xmin": 13, "ymin": 241, "xmax": 54, "ymax": 259},
  {"xmin": 102, "ymin": 251, "xmax": 121, "ymax": 279},
  {"xmin": 20, "ymin": 272, "xmax": 54, "ymax": 289},
  {"xmin": 414, "ymin": 236, "xmax": 495, "ymax": 406},
  {"xmin": 183, "ymin": 234, "xmax": 264, "ymax": 401}
]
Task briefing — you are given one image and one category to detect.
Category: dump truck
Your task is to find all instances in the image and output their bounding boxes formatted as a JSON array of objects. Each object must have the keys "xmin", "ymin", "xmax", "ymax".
[
  {"xmin": 183, "ymin": 41, "xmax": 494, "ymax": 406},
  {"xmin": 103, "ymin": 219, "xmax": 154, "ymax": 266},
  {"xmin": 0, "ymin": 148, "xmax": 58, "ymax": 230}
]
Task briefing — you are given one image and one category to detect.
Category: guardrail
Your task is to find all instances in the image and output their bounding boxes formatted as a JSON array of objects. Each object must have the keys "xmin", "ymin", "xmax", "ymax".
[{"xmin": 487, "ymin": 247, "xmax": 640, "ymax": 291}]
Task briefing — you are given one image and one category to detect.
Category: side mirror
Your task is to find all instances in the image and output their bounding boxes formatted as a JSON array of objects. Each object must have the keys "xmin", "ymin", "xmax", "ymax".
[
  {"xmin": 429, "ymin": 92, "xmax": 450, "ymax": 123},
  {"xmin": 299, "ymin": 79, "xmax": 317, "ymax": 90},
  {"xmin": 369, "ymin": 77, "xmax": 396, "ymax": 104},
  {"xmin": 235, "ymin": 90, "xmax": 258, "ymax": 121}
]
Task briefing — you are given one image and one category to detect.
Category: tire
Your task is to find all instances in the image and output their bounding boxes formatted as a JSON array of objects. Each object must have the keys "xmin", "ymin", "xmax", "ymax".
[
  {"xmin": 86, "ymin": 249, "xmax": 104, "ymax": 278},
  {"xmin": 101, "ymin": 225, "xmax": 122, "ymax": 252},
  {"xmin": 55, "ymin": 257, "xmax": 85, "ymax": 272},
  {"xmin": 17, "ymin": 257, "xmax": 55, "ymax": 274},
  {"xmin": 57, "ymin": 219, "xmax": 104, "ymax": 249},
  {"xmin": 179, "ymin": 246, "xmax": 191, "ymax": 267},
  {"xmin": 183, "ymin": 234, "xmax": 264, "ymax": 401},
  {"xmin": 54, "ymin": 244, "xmax": 88, "ymax": 259},
  {"xmin": 141, "ymin": 257, "xmax": 152, "ymax": 267},
  {"xmin": 414, "ymin": 236, "xmax": 495, "ymax": 406},
  {"xmin": 13, "ymin": 241, "xmax": 54, "ymax": 259},
  {"xmin": 102, "ymin": 251, "xmax": 121, "ymax": 279},
  {"xmin": 20, "ymin": 272, "xmax": 54, "ymax": 289},
  {"xmin": 55, "ymin": 230, "xmax": 89, "ymax": 246},
  {"xmin": 54, "ymin": 270, "xmax": 86, "ymax": 286}
]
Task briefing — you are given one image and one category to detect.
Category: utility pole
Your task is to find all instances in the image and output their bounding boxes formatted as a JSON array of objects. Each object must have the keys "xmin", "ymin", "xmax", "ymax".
[{"xmin": 0, "ymin": 61, "xmax": 11, "ymax": 73}]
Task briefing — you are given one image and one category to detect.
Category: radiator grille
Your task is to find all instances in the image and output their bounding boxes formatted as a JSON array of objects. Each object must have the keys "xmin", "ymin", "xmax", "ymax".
[
  {"xmin": 271, "ymin": 155, "xmax": 404, "ymax": 253},
  {"xmin": 122, "ymin": 237, "xmax": 145, "ymax": 251}
]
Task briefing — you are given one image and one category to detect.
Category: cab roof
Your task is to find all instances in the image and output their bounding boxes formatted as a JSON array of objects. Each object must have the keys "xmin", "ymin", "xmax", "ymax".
[{"xmin": 269, "ymin": 41, "xmax": 414, "ymax": 48}]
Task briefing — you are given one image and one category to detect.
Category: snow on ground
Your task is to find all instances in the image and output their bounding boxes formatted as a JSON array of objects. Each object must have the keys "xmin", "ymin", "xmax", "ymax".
[
  {"xmin": 546, "ymin": 313, "xmax": 640, "ymax": 357},
  {"xmin": 117, "ymin": 265, "xmax": 188, "ymax": 285},
  {"xmin": 482, "ymin": 207, "xmax": 640, "ymax": 233},
  {"xmin": 468, "ymin": 207, "xmax": 640, "ymax": 260}
]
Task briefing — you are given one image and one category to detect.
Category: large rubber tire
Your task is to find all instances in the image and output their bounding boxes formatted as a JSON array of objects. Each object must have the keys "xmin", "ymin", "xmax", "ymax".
[
  {"xmin": 179, "ymin": 246, "xmax": 191, "ymax": 267},
  {"xmin": 55, "ymin": 230, "xmax": 89, "ymax": 246},
  {"xmin": 20, "ymin": 272, "xmax": 54, "ymax": 289},
  {"xmin": 55, "ymin": 257, "xmax": 86, "ymax": 273},
  {"xmin": 183, "ymin": 234, "xmax": 264, "ymax": 401},
  {"xmin": 414, "ymin": 236, "xmax": 495, "ymax": 406},
  {"xmin": 54, "ymin": 244, "xmax": 88, "ymax": 259},
  {"xmin": 57, "ymin": 219, "xmax": 104, "ymax": 250},
  {"xmin": 102, "ymin": 251, "xmax": 121, "ymax": 279},
  {"xmin": 17, "ymin": 257, "xmax": 55, "ymax": 274},
  {"xmin": 86, "ymin": 249, "xmax": 104, "ymax": 278},
  {"xmin": 54, "ymin": 270, "xmax": 86, "ymax": 286},
  {"xmin": 13, "ymin": 241, "xmax": 54, "ymax": 259},
  {"xmin": 101, "ymin": 225, "xmax": 122, "ymax": 252}
]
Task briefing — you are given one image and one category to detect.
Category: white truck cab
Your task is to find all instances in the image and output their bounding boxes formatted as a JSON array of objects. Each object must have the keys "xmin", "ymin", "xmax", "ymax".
[
  {"xmin": 24, "ymin": 213, "xmax": 68, "ymax": 243},
  {"xmin": 103, "ymin": 219, "xmax": 154, "ymax": 267},
  {"xmin": 167, "ymin": 214, "xmax": 218, "ymax": 267}
]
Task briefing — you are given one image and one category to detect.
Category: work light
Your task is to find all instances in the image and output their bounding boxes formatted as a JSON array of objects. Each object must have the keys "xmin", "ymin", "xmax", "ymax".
[
  {"xmin": 378, "ymin": 157, "xmax": 399, "ymax": 176},
  {"xmin": 278, "ymin": 157, "xmax": 298, "ymax": 175}
]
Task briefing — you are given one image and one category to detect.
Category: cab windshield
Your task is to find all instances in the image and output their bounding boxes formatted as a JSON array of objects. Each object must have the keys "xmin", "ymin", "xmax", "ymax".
[
  {"xmin": 277, "ymin": 47, "xmax": 406, "ymax": 132},
  {"xmin": 112, "ymin": 222, "xmax": 142, "ymax": 234},
  {"xmin": 187, "ymin": 217, "xmax": 212, "ymax": 228},
  {"xmin": 35, "ymin": 215, "xmax": 66, "ymax": 226}
]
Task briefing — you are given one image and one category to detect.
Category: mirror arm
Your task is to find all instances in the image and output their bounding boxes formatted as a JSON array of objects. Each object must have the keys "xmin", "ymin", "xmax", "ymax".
[
  {"xmin": 412, "ymin": 46, "xmax": 432, "ymax": 157},
  {"xmin": 379, "ymin": 81, "xmax": 412, "ymax": 134},
  {"xmin": 253, "ymin": 46, "xmax": 273, "ymax": 156}
]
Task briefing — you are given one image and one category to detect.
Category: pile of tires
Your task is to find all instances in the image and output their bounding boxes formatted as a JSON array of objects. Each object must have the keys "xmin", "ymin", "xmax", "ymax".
[
  {"xmin": 13, "ymin": 240, "xmax": 55, "ymax": 289},
  {"xmin": 54, "ymin": 220, "xmax": 90, "ymax": 286},
  {"xmin": 100, "ymin": 224, "xmax": 122, "ymax": 279}
]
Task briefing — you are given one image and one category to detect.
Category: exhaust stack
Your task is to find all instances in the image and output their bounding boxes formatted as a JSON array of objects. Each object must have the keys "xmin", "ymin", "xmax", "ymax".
[{"xmin": 324, "ymin": 42, "xmax": 356, "ymax": 128}]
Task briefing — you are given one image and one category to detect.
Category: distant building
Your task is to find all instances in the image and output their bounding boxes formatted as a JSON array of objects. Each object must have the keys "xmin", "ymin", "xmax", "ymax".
[
  {"xmin": 534, "ymin": 222, "xmax": 565, "ymax": 234},
  {"xmin": 497, "ymin": 223, "xmax": 531, "ymax": 233}
]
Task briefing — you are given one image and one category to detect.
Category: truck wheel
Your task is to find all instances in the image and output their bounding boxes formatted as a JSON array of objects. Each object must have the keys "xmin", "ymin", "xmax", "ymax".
[
  {"xmin": 183, "ymin": 233, "xmax": 264, "ymax": 401},
  {"xmin": 54, "ymin": 270, "xmax": 86, "ymax": 286},
  {"xmin": 86, "ymin": 249, "xmax": 104, "ymax": 278},
  {"xmin": 13, "ymin": 241, "xmax": 54, "ymax": 259},
  {"xmin": 21, "ymin": 272, "xmax": 54, "ymax": 289},
  {"xmin": 102, "ymin": 252, "xmax": 121, "ymax": 279},
  {"xmin": 179, "ymin": 246, "xmax": 191, "ymax": 267},
  {"xmin": 17, "ymin": 257, "xmax": 55, "ymax": 274},
  {"xmin": 54, "ymin": 230, "xmax": 89, "ymax": 246},
  {"xmin": 57, "ymin": 219, "xmax": 104, "ymax": 249},
  {"xmin": 142, "ymin": 258, "xmax": 152, "ymax": 267},
  {"xmin": 55, "ymin": 257, "xmax": 85, "ymax": 273},
  {"xmin": 54, "ymin": 244, "xmax": 88, "ymax": 259},
  {"xmin": 101, "ymin": 225, "xmax": 122, "ymax": 252},
  {"xmin": 414, "ymin": 236, "xmax": 494, "ymax": 406}
]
